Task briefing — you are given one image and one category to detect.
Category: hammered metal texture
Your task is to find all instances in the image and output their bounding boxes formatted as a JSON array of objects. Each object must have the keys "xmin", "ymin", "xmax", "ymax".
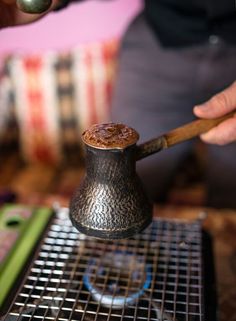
[{"xmin": 69, "ymin": 146, "xmax": 152, "ymax": 239}]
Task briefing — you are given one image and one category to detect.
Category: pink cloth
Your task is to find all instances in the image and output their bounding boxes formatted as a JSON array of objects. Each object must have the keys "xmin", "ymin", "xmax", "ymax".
[{"xmin": 0, "ymin": 0, "xmax": 142, "ymax": 55}]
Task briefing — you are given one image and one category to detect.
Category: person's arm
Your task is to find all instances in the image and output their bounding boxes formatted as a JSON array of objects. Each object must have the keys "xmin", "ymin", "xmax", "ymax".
[{"xmin": 193, "ymin": 82, "xmax": 236, "ymax": 145}]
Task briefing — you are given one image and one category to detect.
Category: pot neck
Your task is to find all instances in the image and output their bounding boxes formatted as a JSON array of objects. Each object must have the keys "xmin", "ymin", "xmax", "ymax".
[{"xmin": 85, "ymin": 146, "xmax": 137, "ymax": 180}]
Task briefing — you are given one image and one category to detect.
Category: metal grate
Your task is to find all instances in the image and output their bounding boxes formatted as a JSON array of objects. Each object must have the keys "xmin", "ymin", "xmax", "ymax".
[{"xmin": 2, "ymin": 208, "xmax": 204, "ymax": 321}]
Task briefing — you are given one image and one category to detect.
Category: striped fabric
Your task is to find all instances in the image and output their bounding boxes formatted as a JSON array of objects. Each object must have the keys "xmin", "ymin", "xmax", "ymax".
[{"xmin": 0, "ymin": 38, "xmax": 119, "ymax": 164}]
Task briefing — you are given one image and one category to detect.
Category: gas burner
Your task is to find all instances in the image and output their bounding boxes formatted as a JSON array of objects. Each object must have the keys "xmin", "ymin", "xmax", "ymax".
[
  {"xmin": 1, "ymin": 209, "xmax": 216, "ymax": 321},
  {"xmin": 83, "ymin": 252, "xmax": 151, "ymax": 309}
]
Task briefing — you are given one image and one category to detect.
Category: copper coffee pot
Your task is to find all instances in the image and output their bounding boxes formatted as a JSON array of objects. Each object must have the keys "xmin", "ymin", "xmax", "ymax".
[{"xmin": 69, "ymin": 111, "xmax": 235, "ymax": 240}]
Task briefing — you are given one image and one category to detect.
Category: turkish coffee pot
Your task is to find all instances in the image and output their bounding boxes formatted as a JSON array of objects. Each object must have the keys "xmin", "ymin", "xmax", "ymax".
[{"xmin": 69, "ymin": 111, "xmax": 235, "ymax": 240}]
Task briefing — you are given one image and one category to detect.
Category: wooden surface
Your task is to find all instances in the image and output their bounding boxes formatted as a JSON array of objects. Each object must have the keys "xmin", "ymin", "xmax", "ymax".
[
  {"xmin": 0, "ymin": 152, "xmax": 235, "ymax": 321},
  {"xmin": 164, "ymin": 111, "xmax": 235, "ymax": 147}
]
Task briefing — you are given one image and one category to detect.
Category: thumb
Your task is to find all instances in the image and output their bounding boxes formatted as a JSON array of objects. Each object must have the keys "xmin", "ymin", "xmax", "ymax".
[{"xmin": 194, "ymin": 81, "xmax": 236, "ymax": 119}]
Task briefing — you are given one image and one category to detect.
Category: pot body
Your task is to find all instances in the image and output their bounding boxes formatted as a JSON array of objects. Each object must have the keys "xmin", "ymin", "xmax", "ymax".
[{"xmin": 69, "ymin": 145, "xmax": 152, "ymax": 239}]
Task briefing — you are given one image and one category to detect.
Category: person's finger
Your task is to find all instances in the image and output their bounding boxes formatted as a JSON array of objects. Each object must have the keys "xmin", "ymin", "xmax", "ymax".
[
  {"xmin": 200, "ymin": 116, "xmax": 236, "ymax": 145},
  {"xmin": 193, "ymin": 81, "xmax": 236, "ymax": 119}
]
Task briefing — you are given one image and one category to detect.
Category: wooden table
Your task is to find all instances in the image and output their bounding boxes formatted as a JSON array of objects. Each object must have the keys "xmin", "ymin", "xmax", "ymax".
[
  {"xmin": 13, "ymin": 182, "xmax": 236, "ymax": 321},
  {"xmin": 0, "ymin": 158, "xmax": 233, "ymax": 321},
  {"xmin": 18, "ymin": 193, "xmax": 235, "ymax": 321},
  {"xmin": 154, "ymin": 205, "xmax": 236, "ymax": 321},
  {"xmin": 0, "ymin": 157, "xmax": 235, "ymax": 320}
]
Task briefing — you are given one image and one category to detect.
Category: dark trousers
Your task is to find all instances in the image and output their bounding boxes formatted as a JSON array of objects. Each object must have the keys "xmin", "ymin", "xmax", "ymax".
[{"xmin": 111, "ymin": 13, "xmax": 236, "ymax": 208}]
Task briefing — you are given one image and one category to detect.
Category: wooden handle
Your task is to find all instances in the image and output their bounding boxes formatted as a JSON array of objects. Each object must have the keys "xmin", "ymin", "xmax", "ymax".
[
  {"xmin": 136, "ymin": 111, "xmax": 235, "ymax": 160},
  {"xmin": 164, "ymin": 111, "xmax": 235, "ymax": 147}
]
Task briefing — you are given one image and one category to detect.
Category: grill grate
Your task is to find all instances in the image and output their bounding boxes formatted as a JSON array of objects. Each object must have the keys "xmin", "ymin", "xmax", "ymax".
[{"xmin": 2, "ymin": 208, "xmax": 204, "ymax": 321}]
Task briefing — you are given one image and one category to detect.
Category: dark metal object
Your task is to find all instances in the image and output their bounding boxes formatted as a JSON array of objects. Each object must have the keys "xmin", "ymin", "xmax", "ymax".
[
  {"xmin": 70, "ymin": 144, "xmax": 152, "ymax": 240},
  {"xmin": 70, "ymin": 111, "xmax": 235, "ymax": 240},
  {"xmin": 1, "ymin": 208, "xmax": 215, "ymax": 321},
  {"xmin": 16, "ymin": 0, "xmax": 52, "ymax": 14}
]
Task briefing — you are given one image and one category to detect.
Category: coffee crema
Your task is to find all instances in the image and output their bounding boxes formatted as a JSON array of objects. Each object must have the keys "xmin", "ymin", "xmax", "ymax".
[{"xmin": 82, "ymin": 123, "xmax": 139, "ymax": 149}]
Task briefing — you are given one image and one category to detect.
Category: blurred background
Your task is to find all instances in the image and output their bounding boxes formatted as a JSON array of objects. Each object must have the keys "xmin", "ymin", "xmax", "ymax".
[{"xmin": 0, "ymin": 0, "xmax": 205, "ymax": 207}]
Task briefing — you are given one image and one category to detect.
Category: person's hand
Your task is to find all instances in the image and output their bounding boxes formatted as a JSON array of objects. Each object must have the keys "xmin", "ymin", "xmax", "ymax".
[
  {"xmin": 0, "ymin": 0, "xmax": 59, "ymax": 28},
  {"xmin": 193, "ymin": 82, "xmax": 236, "ymax": 145}
]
